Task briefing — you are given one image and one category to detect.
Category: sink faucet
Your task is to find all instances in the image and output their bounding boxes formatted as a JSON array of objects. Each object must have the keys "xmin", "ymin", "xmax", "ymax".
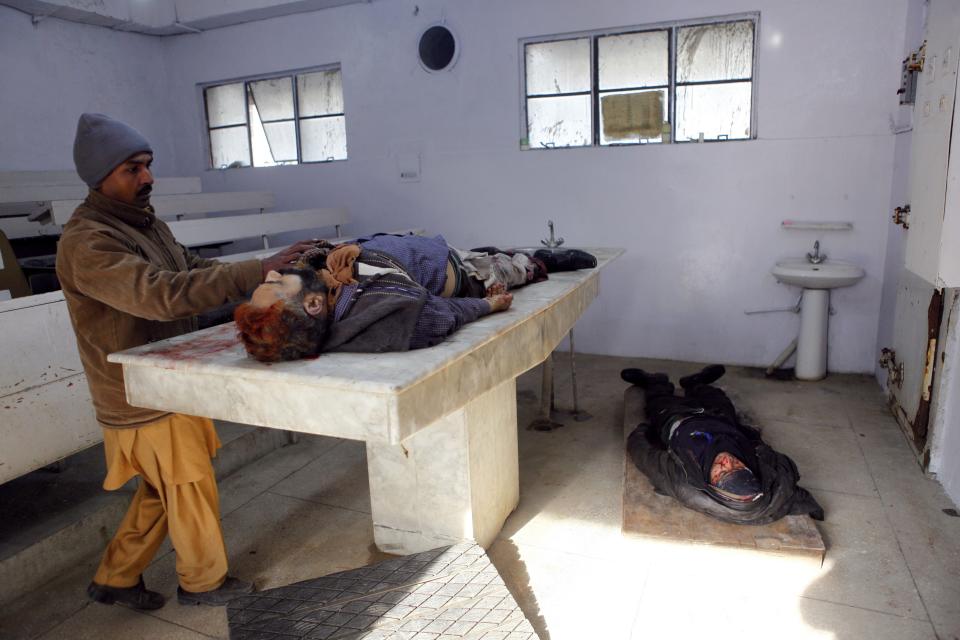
[
  {"xmin": 806, "ymin": 241, "xmax": 827, "ymax": 264},
  {"xmin": 541, "ymin": 220, "xmax": 565, "ymax": 249}
]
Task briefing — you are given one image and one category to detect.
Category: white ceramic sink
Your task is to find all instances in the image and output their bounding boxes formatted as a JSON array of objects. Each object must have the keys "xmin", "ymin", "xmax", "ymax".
[{"xmin": 772, "ymin": 259, "xmax": 865, "ymax": 290}]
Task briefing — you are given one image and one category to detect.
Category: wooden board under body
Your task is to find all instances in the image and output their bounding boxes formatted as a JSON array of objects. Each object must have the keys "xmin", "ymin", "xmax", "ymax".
[{"xmin": 621, "ymin": 386, "xmax": 825, "ymax": 560}]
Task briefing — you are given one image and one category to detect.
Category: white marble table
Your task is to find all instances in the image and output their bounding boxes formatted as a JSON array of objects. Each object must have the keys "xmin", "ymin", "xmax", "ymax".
[{"xmin": 109, "ymin": 248, "xmax": 623, "ymax": 554}]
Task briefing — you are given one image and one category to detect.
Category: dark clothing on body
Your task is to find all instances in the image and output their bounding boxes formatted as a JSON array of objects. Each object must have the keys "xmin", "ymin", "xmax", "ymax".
[
  {"xmin": 327, "ymin": 236, "xmax": 490, "ymax": 353},
  {"xmin": 627, "ymin": 374, "xmax": 825, "ymax": 525}
]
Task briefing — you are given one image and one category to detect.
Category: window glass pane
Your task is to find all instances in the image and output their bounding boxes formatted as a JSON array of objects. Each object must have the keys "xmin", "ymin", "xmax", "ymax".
[
  {"xmin": 525, "ymin": 38, "xmax": 590, "ymax": 95},
  {"xmin": 598, "ymin": 30, "xmax": 668, "ymax": 90},
  {"xmin": 251, "ymin": 119, "xmax": 297, "ymax": 167},
  {"xmin": 205, "ymin": 83, "xmax": 246, "ymax": 128},
  {"xmin": 526, "ymin": 95, "xmax": 591, "ymax": 148},
  {"xmin": 209, "ymin": 126, "xmax": 250, "ymax": 168},
  {"xmin": 676, "ymin": 82, "xmax": 752, "ymax": 141},
  {"xmin": 263, "ymin": 122, "xmax": 297, "ymax": 162},
  {"xmin": 300, "ymin": 116, "xmax": 347, "ymax": 162},
  {"xmin": 600, "ymin": 89, "xmax": 666, "ymax": 145},
  {"xmin": 677, "ymin": 21, "xmax": 754, "ymax": 83},
  {"xmin": 248, "ymin": 77, "xmax": 294, "ymax": 122},
  {"xmin": 298, "ymin": 70, "xmax": 344, "ymax": 116}
]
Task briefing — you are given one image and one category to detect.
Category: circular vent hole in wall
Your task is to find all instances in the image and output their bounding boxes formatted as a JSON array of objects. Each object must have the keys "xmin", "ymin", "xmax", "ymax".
[{"xmin": 419, "ymin": 25, "xmax": 458, "ymax": 71}]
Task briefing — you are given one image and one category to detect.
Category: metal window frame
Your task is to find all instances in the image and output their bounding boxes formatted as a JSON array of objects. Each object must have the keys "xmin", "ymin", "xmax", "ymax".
[
  {"xmin": 595, "ymin": 28, "xmax": 671, "ymax": 147},
  {"xmin": 518, "ymin": 12, "xmax": 760, "ymax": 151},
  {"xmin": 247, "ymin": 76, "xmax": 298, "ymax": 166},
  {"xmin": 202, "ymin": 83, "xmax": 252, "ymax": 169},
  {"xmin": 200, "ymin": 63, "xmax": 346, "ymax": 170},
  {"xmin": 521, "ymin": 36, "xmax": 593, "ymax": 149},
  {"xmin": 295, "ymin": 69, "xmax": 348, "ymax": 164},
  {"xmin": 673, "ymin": 18, "xmax": 759, "ymax": 144}
]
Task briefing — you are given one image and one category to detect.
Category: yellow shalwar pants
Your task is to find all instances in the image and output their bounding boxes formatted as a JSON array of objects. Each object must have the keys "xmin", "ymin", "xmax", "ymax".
[{"xmin": 93, "ymin": 413, "xmax": 227, "ymax": 593}]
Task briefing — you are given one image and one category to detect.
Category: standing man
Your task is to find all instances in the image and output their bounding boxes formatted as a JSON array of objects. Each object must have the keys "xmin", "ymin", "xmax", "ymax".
[{"xmin": 56, "ymin": 113, "xmax": 310, "ymax": 609}]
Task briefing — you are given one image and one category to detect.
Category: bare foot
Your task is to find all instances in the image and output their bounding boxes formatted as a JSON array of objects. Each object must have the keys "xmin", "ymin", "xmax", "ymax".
[{"xmin": 486, "ymin": 292, "xmax": 513, "ymax": 313}]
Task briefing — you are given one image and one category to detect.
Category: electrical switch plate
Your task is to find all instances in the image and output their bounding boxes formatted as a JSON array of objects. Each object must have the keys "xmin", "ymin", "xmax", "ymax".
[{"xmin": 397, "ymin": 152, "xmax": 420, "ymax": 182}]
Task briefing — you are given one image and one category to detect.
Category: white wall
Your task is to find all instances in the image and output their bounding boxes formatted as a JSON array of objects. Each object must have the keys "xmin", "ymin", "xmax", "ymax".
[
  {"xmin": 875, "ymin": 0, "xmax": 928, "ymax": 387},
  {"xmin": 158, "ymin": 0, "xmax": 910, "ymax": 371},
  {"xmin": 0, "ymin": 5, "xmax": 175, "ymax": 174},
  {"xmin": 875, "ymin": 131, "xmax": 912, "ymax": 385},
  {"xmin": 931, "ymin": 291, "xmax": 960, "ymax": 507},
  {"xmin": 928, "ymin": 0, "xmax": 960, "ymax": 508}
]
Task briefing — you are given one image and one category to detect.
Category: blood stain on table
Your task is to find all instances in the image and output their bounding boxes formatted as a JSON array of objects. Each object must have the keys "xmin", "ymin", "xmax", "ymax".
[{"xmin": 147, "ymin": 329, "xmax": 240, "ymax": 361}]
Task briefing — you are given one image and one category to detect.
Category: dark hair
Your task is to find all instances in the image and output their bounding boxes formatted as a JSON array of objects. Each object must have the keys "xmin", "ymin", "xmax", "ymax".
[{"xmin": 234, "ymin": 286, "xmax": 330, "ymax": 362}]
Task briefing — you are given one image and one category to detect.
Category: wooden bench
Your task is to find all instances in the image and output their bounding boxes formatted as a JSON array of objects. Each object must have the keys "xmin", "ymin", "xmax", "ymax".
[{"xmin": 0, "ymin": 170, "xmax": 416, "ymax": 485}]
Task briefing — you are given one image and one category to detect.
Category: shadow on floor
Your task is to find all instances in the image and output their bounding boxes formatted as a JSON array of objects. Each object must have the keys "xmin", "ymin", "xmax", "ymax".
[
  {"xmin": 226, "ymin": 543, "xmax": 537, "ymax": 638},
  {"xmin": 489, "ymin": 539, "xmax": 550, "ymax": 640}
]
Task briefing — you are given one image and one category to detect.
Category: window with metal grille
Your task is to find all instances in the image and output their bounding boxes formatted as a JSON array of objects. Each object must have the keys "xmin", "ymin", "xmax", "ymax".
[
  {"xmin": 203, "ymin": 66, "xmax": 347, "ymax": 169},
  {"xmin": 521, "ymin": 15, "xmax": 756, "ymax": 149}
]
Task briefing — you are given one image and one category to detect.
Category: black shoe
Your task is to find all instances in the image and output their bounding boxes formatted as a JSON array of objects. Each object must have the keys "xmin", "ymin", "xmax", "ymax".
[
  {"xmin": 469, "ymin": 246, "xmax": 506, "ymax": 255},
  {"xmin": 177, "ymin": 576, "xmax": 255, "ymax": 607},
  {"xmin": 620, "ymin": 368, "xmax": 670, "ymax": 388},
  {"xmin": 534, "ymin": 249, "xmax": 597, "ymax": 272},
  {"xmin": 679, "ymin": 365, "xmax": 726, "ymax": 389},
  {"xmin": 87, "ymin": 577, "xmax": 165, "ymax": 610}
]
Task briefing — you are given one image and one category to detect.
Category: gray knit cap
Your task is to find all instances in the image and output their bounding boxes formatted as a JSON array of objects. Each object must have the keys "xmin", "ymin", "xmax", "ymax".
[{"xmin": 72, "ymin": 113, "xmax": 153, "ymax": 188}]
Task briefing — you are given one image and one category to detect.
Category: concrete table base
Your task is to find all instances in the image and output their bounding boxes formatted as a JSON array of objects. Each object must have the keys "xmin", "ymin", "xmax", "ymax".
[{"xmin": 367, "ymin": 379, "xmax": 520, "ymax": 555}]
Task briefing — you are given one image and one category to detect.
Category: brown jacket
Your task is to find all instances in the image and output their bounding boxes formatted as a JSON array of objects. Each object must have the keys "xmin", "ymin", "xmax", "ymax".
[{"xmin": 56, "ymin": 190, "xmax": 263, "ymax": 429}]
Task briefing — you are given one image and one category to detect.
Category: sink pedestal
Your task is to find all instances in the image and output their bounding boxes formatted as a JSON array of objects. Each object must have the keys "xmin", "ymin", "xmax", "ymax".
[
  {"xmin": 772, "ymin": 257, "xmax": 864, "ymax": 381},
  {"xmin": 796, "ymin": 289, "xmax": 829, "ymax": 380}
]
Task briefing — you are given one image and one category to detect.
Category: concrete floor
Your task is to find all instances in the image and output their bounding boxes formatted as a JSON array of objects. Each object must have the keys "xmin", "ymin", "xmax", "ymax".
[{"xmin": 1, "ymin": 354, "xmax": 958, "ymax": 640}]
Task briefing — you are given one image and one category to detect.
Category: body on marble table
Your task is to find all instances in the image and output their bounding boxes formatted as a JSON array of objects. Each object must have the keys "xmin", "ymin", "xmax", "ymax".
[{"xmin": 109, "ymin": 248, "xmax": 623, "ymax": 554}]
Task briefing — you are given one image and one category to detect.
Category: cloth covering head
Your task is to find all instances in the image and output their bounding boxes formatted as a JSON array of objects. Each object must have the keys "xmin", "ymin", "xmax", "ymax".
[{"xmin": 73, "ymin": 113, "xmax": 153, "ymax": 188}]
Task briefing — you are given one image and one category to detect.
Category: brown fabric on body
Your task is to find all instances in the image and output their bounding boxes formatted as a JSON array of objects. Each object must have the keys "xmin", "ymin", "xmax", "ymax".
[
  {"xmin": 102, "ymin": 413, "xmax": 221, "ymax": 490},
  {"xmin": 0, "ymin": 229, "xmax": 31, "ymax": 298},
  {"xmin": 318, "ymin": 243, "xmax": 361, "ymax": 310},
  {"xmin": 94, "ymin": 413, "xmax": 227, "ymax": 591},
  {"xmin": 56, "ymin": 190, "xmax": 263, "ymax": 429}
]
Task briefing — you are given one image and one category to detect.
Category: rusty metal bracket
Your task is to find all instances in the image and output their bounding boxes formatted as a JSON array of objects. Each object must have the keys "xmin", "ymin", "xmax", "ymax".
[
  {"xmin": 898, "ymin": 41, "xmax": 925, "ymax": 104},
  {"xmin": 906, "ymin": 41, "xmax": 926, "ymax": 72},
  {"xmin": 893, "ymin": 205, "xmax": 911, "ymax": 229},
  {"xmin": 879, "ymin": 348, "xmax": 904, "ymax": 388}
]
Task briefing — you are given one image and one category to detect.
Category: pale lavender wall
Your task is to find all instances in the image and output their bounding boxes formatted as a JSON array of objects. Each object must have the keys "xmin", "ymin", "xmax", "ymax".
[
  {"xmin": 0, "ymin": 5, "xmax": 176, "ymax": 175},
  {"xmin": 158, "ymin": 0, "xmax": 910, "ymax": 372},
  {"xmin": 0, "ymin": 1, "xmax": 910, "ymax": 372}
]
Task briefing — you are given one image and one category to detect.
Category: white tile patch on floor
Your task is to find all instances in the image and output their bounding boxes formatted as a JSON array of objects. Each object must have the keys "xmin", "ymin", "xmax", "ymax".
[{"xmin": 1, "ymin": 355, "xmax": 957, "ymax": 640}]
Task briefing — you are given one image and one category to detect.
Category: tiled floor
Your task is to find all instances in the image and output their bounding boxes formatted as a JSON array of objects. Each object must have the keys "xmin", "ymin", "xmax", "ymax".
[{"xmin": 1, "ymin": 355, "xmax": 958, "ymax": 640}]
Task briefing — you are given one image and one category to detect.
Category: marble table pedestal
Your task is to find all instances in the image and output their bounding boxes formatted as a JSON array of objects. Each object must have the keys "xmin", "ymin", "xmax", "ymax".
[{"xmin": 367, "ymin": 378, "xmax": 519, "ymax": 554}]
